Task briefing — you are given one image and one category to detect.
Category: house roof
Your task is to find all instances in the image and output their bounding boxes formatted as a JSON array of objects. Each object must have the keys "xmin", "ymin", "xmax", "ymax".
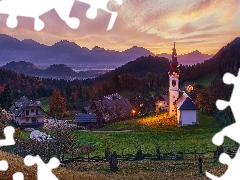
[
  {"xmin": 162, "ymin": 95, "xmax": 169, "ymax": 103},
  {"xmin": 178, "ymin": 97, "xmax": 199, "ymax": 110},
  {"xmin": 75, "ymin": 113, "xmax": 98, "ymax": 123},
  {"xmin": 82, "ymin": 106, "xmax": 91, "ymax": 113},
  {"xmin": 158, "ymin": 96, "xmax": 165, "ymax": 101},
  {"xmin": 9, "ymin": 96, "xmax": 44, "ymax": 116},
  {"xmin": 103, "ymin": 93, "xmax": 123, "ymax": 100},
  {"xmin": 92, "ymin": 97, "xmax": 132, "ymax": 121}
]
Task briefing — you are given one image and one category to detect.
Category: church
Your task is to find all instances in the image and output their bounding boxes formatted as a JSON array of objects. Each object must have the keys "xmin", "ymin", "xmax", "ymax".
[{"xmin": 157, "ymin": 43, "xmax": 199, "ymax": 126}]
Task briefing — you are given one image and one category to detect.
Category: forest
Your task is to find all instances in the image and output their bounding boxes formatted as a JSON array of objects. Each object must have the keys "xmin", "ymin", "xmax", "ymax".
[{"xmin": 0, "ymin": 41, "xmax": 239, "ymax": 114}]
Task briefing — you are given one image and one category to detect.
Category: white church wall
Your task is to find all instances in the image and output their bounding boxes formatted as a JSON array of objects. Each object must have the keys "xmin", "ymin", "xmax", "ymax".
[{"xmin": 180, "ymin": 110, "xmax": 198, "ymax": 126}]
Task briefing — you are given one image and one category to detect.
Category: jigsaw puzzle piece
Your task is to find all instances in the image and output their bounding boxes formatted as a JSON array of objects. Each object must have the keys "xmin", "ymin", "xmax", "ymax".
[
  {"xmin": 0, "ymin": 126, "xmax": 15, "ymax": 146},
  {"xmin": 54, "ymin": 0, "xmax": 80, "ymax": 29},
  {"xmin": 223, "ymin": 72, "xmax": 237, "ymax": 85},
  {"xmin": 24, "ymin": 155, "xmax": 60, "ymax": 180},
  {"xmin": 0, "ymin": 160, "xmax": 8, "ymax": 171},
  {"xmin": 212, "ymin": 123, "xmax": 240, "ymax": 146},
  {"xmin": 0, "ymin": 0, "xmax": 80, "ymax": 31},
  {"xmin": 216, "ymin": 100, "xmax": 230, "ymax": 111},
  {"xmin": 13, "ymin": 172, "xmax": 24, "ymax": 180},
  {"xmin": 77, "ymin": 0, "xmax": 122, "ymax": 30}
]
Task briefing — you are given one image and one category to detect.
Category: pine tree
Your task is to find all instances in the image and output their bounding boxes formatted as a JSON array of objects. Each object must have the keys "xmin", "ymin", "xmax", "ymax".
[
  {"xmin": 0, "ymin": 84, "xmax": 13, "ymax": 110},
  {"xmin": 47, "ymin": 90, "xmax": 68, "ymax": 119}
]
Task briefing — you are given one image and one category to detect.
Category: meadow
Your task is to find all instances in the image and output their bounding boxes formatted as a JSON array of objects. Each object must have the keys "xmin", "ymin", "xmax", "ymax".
[
  {"xmin": 73, "ymin": 112, "xmax": 235, "ymax": 157},
  {"xmin": 1, "ymin": 112, "xmax": 233, "ymax": 179}
]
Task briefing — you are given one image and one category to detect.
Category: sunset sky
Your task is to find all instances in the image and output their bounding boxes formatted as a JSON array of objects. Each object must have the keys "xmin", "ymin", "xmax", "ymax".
[{"xmin": 0, "ymin": 0, "xmax": 239, "ymax": 55}]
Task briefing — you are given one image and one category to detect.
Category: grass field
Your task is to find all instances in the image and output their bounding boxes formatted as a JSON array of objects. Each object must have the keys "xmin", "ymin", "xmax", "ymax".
[
  {"xmin": 72, "ymin": 112, "xmax": 234, "ymax": 157},
  {"xmin": 2, "ymin": 112, "xmax": 233, "ymax": 179},
  {"xmin": 39, "ymin": 97, "xmax": 50, "ymax": 111},
  {"xmin": 0, "ymin": 149, "xmax": 228, "ymax": 180},
  {"xmin": 192, "ymin": 73, "xmax": 216, "ymax": 87}
]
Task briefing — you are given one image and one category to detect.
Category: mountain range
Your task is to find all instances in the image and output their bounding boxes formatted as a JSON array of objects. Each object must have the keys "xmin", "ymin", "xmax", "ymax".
[{"xmin": 0, "ymin": 34, "xmax": 212, "ymax": 69}]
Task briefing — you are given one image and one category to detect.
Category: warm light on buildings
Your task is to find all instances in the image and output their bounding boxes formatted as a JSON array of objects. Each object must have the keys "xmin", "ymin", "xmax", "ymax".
[
  {"xmin": 132, "ymin": 109, "xmax": 136, "ymax": 114},
  {"xmin": 186, "ymin": 85, "xmax": 194, "ymax": 92}
]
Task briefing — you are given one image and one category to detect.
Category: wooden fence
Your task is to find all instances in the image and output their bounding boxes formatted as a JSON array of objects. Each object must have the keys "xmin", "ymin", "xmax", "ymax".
[{"xmin": 62, "ymin": 148, "xmax": 237, "ymax": 164}]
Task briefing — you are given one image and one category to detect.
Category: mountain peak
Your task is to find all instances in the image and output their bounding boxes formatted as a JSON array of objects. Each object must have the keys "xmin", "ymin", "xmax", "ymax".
[
  {"xmin": 53, "ymin": 40, "xmax": 81, "ymax": 49},
  {"xmin": 92, "ymin": 46, "xmax": 105, "ymax": 51},
  {"xmin": 230, "ymin": 37, "xmax": 240, "ymax": 45}
]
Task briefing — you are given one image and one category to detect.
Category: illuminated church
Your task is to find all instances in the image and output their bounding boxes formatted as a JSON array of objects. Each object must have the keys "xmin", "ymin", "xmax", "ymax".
[{"xmin": 157, "ymin": 43, "xmax": 199, "ymax": 126}]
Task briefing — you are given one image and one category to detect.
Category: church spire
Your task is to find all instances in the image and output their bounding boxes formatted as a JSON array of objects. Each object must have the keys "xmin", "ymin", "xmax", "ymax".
[
  {"xmin": 171, "ymin": 42, "xmax": 178, "ymax": 67},
  {"xmin": 168, "ymin": 42, "xmax": 180, "ymax": 76}
]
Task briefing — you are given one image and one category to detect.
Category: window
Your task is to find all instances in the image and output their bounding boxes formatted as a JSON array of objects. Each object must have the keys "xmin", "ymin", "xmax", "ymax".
[
  {"xmin": 26, "ymin": 117, "xmax": 29, "ymax": 122},
  {"xmin": 26, "ymin": 110, "xmax": 29, "ymax": 115},
  {"xmin": 31, "ymin": 109, "xmax": 34, "ymax": 113},
  {"xmin": 172, "ymin": 80, "xmax": 176, "ymax": 87},
  {"xmin": 32, "ymin": 117, "xmax": 36, "ymax": 122},
  {"xmin": 36, "ymin": 109, "xmax": 38, "ymax": 115}
]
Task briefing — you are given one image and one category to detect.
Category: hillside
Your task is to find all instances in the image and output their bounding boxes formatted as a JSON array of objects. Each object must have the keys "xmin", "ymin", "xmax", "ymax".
[
  {"xmin": 97, "ymin": 56, "xmax": 170, "ymax": 80},
  {"xmin": 1, "ymin": 61, "xmax": 41, "ymax": 76},
  {"xmin": 1, "ymin": 61, "xmax": 106, "ymax": 80}
]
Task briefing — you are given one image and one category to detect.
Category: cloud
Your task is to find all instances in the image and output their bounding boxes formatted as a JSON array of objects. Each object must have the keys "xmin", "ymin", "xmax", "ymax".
[{"xmin": 0, "ymin": 0, "xmax": 239, "ymax": 55}]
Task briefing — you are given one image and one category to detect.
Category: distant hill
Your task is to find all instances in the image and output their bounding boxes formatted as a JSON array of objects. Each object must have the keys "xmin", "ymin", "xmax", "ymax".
[
  {"xmin": 1, "ymin": 61, "xmax": 41, "ymax": 75},
  {"xmin": 43, "ymin": 64, "xmax": 78, "ymax": 77},
  {"xmin": 157, "ymin": 50, "xmax": 213, "ymax": 65},
  {"xmin": 1, "ymin": 61, "xmax": 106, "ymax": 79},
  {"xmin": 97, "ymin": 56, "xmax": 170, "ymax": 80}
]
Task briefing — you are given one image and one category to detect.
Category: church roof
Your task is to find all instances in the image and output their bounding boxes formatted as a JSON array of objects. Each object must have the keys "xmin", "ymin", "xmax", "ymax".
[{"xmin": 178, "ymin": 97, "xmax": 199, "ymax": 110}]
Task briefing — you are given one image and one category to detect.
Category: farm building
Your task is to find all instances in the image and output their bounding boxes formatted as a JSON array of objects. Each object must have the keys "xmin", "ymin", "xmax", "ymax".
[
  {"xmin": 9, "ymin": 96, "xmax": 45, "ymax": 128},
  {"xmin": 155, "ymin": 95, "xmax": 169, "ymax": 111},
  {"xmin": 75, "ymin": 113, "xmax": 98, "ymax": 129},
  {"xmin": 75, "ymin": 93, "xmax": 132, "ymax": 126}
]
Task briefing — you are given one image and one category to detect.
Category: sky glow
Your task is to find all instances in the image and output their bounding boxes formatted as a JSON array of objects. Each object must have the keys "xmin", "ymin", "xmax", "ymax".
[{"xmin": 0, "ymin": 0, "xmax": 239, "ymax": 55}]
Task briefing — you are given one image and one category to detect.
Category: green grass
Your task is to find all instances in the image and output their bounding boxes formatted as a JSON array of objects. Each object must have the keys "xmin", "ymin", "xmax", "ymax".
[
  {"xmin": 39, "ymin": 97, "xmax": 51, "ymax": 111},
  {"xmin": 72, "ymin": 112, "xmax": 234, "ymax": 156},
  {"xmin": 192, "ymin": 73, "xmax": 215, "ymax": 87}
]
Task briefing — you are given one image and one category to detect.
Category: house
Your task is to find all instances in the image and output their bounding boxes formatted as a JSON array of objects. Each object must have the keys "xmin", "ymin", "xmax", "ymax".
[
  {"xmin": 155, "ymin": 95, "xmax": 169, "ymax": 111},
  {"xmin": 183, "ymin": 82, "xmax": 194, "ymax": 93},
  {"xmin": 9, "ymin": 96, "xmax": 45, "ymax": 128},
  {"xmin": 77, "ymin": 93, "xmax": 132, "ymax": 126},
  {"xmin": 75, "ymin": 113, "xmax": 98, "ymax": 129},
  {"xmin": 91, "ymin": 94, "xmax": 132, "ymax": 123}
]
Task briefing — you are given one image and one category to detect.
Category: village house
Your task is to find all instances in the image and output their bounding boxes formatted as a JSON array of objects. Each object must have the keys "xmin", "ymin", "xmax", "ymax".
[
  {"xmin": 155, "ymin": 95, "xmax": 169, "ymax": 111},
  {"xmin": 75, "ymin": 93, "xmax": 132, "ymax": 127},
  {"xmin": 9, "ymin": 96, "xmax": 45, "ymax": 128}
]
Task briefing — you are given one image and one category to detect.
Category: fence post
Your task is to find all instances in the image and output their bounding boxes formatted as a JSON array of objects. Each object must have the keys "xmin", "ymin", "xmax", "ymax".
[{"xmin": 88, "ymin": 153, "xmax": 90, "ymax": 162}]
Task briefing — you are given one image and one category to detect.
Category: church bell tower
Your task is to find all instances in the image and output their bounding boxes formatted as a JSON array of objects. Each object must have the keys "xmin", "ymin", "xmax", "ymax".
[{"xmin": 168, "ymin": 42, "xmax": 180, "ymax": 116}]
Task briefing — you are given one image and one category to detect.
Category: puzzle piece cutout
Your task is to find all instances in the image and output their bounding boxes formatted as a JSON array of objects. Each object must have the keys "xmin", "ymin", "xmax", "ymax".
[
  {"xmin": 0, "ymin": 0, "xmax": 79, "ymax": 31},
  {"xmin": 24, "ymin": 155, "xmax": 60, "ymax": 180},
  {"xmin": 12, "ymin": 172, "xmax": 24, "ymax": 180},
  {"xmin": 77, "ymin": 0, "xmax": 123, "ymax": 30},
  {"xmin": 0, "ymin": 0, "xmax": 122, "ymax": 31},
  {"xmin": 0, "ymin": 126, "xmax": 15, "ymax": 172},
  {"xmin": 206, "ymin": 151, "xmax": 240, "ymax": 179},
  {"xmin": 206, "ymin": 69, "xmax": 240, "ymax": 179}
]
